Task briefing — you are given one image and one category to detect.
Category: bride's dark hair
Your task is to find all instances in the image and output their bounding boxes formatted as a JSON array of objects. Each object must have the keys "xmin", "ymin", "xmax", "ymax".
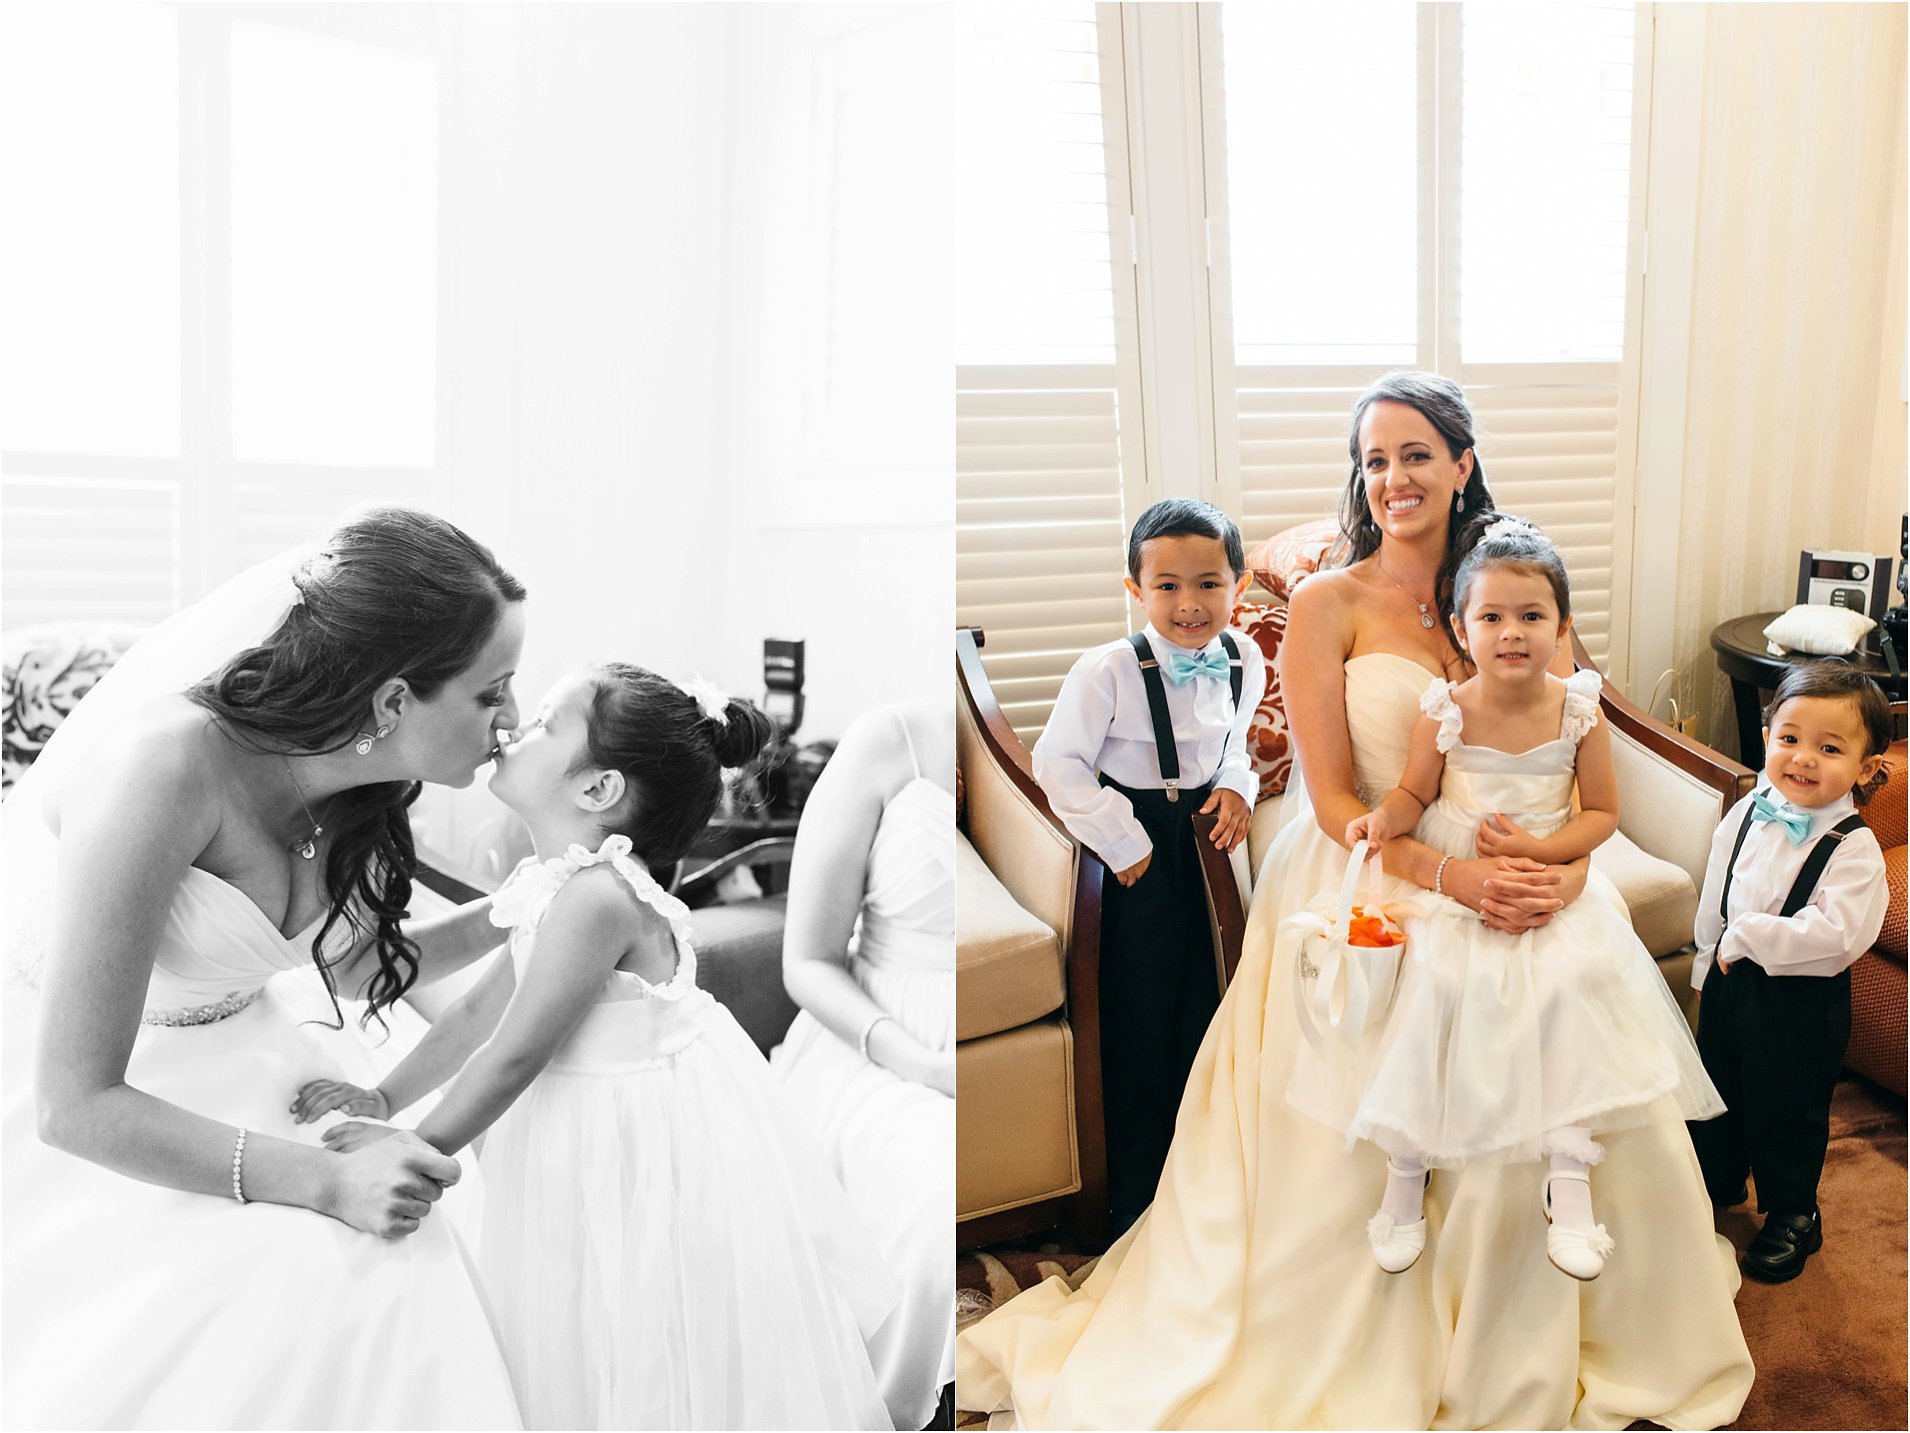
[{"xmin": 188, "ymin": 506, "xmax": 526, "ymax": 1028}]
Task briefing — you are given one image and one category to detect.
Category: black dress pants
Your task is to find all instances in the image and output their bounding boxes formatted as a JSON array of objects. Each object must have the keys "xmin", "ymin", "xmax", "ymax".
[
  {"xmin": 1688, "ymin": 957, "xmax": 1851, "ymax": 1215},
  {"xmin": 1097, "ymin": 777, "xmax": 1223, "ymax": 1236}
]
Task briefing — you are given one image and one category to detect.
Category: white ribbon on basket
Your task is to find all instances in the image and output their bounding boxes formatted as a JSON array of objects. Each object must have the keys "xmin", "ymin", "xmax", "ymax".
[{"xmin": 1289, "ymin": 844, "xmax": 1408, "ymax": 1051}]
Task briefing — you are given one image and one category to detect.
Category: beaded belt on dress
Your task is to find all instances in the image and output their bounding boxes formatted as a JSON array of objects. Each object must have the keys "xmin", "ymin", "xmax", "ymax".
[
  {"xmin": 9, "ymin": 958, "xmax": 263, "ymax": 1027},
  {"xmin": 139, "ymin": 989, "xmax": 264, "ymax": 1026}
]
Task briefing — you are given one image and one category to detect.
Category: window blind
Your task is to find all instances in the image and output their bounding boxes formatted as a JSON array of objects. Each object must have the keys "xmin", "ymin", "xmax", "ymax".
[
  {"xmin": 956, "ymin": 1, "xmax": 1138, "ymax": 745},
  {"xmin": 1214, "ymin": 3, "xmax": 1645, "ymax": 674}
]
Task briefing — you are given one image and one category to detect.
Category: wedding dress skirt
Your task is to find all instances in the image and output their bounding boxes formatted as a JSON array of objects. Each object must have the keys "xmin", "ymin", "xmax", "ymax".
[
  {"xmin": 2, "ymin": 924, "xmax": 520, "ymax": 1430},
  {"xmin": 955, "ymin": 654, "xmax": 1753, "ymax": 1430}
]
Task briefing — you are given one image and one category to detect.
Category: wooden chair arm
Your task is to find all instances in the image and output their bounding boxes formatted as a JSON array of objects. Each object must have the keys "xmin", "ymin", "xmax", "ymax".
[
  {"xmin": 1193, "ymin": 811, "xmax": 1247, "ymax": 989},
  {"xmin": 674, "ymin": 838, "xmax": 797, "ymax": 904},
  {"xmin": 1570, "ymin": 631, "xmax": 1755, "ymax": 809}
]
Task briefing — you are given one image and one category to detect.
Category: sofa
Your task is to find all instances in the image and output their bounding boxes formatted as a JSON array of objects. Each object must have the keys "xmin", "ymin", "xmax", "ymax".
[{"xmin": 955, "ymin": 626, "xmax": 1108, "ymax": 1251}]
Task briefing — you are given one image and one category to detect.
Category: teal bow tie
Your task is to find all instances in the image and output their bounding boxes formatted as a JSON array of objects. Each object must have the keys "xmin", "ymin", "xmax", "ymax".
[
  {"xmin": 1164, "ymin": 647, "xmax": 1230, "ymax": 687},
  {"xmin": 1751, "ymin": 790, "xmax": 1812, "ymax": 845}
]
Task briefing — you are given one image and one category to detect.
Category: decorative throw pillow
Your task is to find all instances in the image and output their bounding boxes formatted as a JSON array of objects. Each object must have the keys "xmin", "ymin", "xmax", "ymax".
[
  {"xmin": 2, "ymin": 622, "xmax": 145, "ymax": 797},
  {"xmin": 1762, "ymin": 603, "xmax": 1876, "ymax": 657},
  {"xmin": 1246, "ymin": 518, "xmax": 1351, "ymax": 601},
  {"xmin": 1233, "ymin": 599, "xmax": 1292, "ymax": 799}
]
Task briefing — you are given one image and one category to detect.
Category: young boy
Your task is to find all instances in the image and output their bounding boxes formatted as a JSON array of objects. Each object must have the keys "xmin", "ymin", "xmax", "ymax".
[
  {"xmin": 1687, "ymin": 660, "xmax": 1892, "ymax": 1282},
  {"xmin": 1033, "ymin": 498, "xmax": 1263, "ymax": 1234}
]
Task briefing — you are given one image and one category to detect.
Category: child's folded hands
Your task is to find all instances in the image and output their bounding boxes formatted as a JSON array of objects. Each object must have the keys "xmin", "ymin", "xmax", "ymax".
[
  {"xmin": 1475, "ymin": 813, "xmax": 1538, "ymax": 860},
  {"xmin": 292, "ymin": 1079, "xmax": 391, "ymax": 1126}
]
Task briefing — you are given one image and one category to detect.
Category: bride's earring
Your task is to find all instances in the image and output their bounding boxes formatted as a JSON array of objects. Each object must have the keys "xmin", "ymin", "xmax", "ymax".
[{"xmin": 354, "ymin": 724, "xmax": 392, "ymax": 756}]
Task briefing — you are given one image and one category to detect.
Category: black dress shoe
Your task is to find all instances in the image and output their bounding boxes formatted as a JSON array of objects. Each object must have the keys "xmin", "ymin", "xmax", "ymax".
[{"xmin": 1743, "ymin": 1210, "xmax": 1822, "ymax": 1283}]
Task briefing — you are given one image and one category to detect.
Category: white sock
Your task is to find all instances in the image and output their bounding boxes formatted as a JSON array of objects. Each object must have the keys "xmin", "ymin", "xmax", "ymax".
[
  {"xmin": 1545, "ymin": 1127, "xmax": 1599, "ymax": 1229},
  {"xmin": 1380, "ymin": 1155, "xmax": 1427, "ymax": 1224}
]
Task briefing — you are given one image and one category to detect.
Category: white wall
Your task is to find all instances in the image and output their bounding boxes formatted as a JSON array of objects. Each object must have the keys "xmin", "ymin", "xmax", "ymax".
[
  {"xmin": 717, "ymin": 5, "xmax": 951, "ymax": 743},
  {"xmin": 418, "ymin": 4, "xmax": 951, "ymax": 879}
]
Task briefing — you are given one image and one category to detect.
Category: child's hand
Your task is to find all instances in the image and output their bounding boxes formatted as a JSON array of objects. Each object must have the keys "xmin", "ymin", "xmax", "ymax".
[
  {"xmin": 1200, "ymin": 789, "xmax": 1251, "ymax": 852},
  {"xmin": 322, "ymin": 1120, "xmax": 403, "ymax": 1155},
  {"xmin": 291, "ymin": 1079, "xmax": 390, "ymax": 1125},
  {"xmin": 1114, "ymin": 852, "xmax": 1152, "ymax": 888},
  {"xmin": 1345, "ymin": 809, "xmax": 1396, "ymax": 853},
  {"xmin": 1476, "ymin": 813, "xmax": 1537, "ymax": 860}
]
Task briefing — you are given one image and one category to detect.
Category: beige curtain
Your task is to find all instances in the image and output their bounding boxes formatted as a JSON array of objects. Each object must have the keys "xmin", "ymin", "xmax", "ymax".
[{"xmin": 1670, "ymin": 2, "xmax": 1907, "ymax": 759}]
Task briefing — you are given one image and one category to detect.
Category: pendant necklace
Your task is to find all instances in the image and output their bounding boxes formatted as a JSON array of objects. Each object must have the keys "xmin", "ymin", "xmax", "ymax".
[
  {"xmin": 1375, "ymin": 555, "xmax": 1438, "ymax": 630},
  {"xmin": 283, "ymin": 756, "xmax": 325, "ymax": 861}
]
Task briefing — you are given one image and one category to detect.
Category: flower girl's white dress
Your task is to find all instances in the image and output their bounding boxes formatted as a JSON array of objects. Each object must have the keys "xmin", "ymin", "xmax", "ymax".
[
  {"xmin": 1288, "ymin": 670, "xmax": 1724, "ymax": 1165},
  {"xmin": 478, "ymin": 835, "xmax": 896, "ymax": 1431}
]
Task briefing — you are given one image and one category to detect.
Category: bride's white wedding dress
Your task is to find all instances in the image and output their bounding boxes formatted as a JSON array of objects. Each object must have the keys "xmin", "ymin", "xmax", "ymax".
[
  {"xmin": 1, "ymin": 553, "xmax": 520, "ymax": 1430},
  {"xmin": 957, "ymin": 654, "xmax": 1753, "ymax": 1430}
]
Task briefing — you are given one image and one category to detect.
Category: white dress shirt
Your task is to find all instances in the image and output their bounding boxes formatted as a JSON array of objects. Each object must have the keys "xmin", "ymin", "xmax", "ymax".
[
  {"xmin": 1690, "ymin": 782, "xmax": 1888, "ymax": 990},
  {"xmin": 1032, "ymin": 624, "xmax": 1264, "ymax": 872}
]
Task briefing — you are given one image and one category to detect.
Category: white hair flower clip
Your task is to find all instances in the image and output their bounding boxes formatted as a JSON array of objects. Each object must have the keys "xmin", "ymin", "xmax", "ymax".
[
  {"xmin": 678, "ymin": 675, "xmax": 731, "ymax": 726},
  {"xmin": 1481, "ymin": 515, "xmax": 1540, "ymax": 545}
]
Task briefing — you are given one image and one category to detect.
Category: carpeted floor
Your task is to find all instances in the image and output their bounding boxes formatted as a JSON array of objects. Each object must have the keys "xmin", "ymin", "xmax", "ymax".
[{"xmin": 957, "ymin": 1079, "xmax": 1906, "ymax": 1431}]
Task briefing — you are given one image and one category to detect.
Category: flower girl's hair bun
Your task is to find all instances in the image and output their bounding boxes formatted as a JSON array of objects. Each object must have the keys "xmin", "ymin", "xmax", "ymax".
[
  {"xmin": 577, "ymin": 664, "xmax": 777, "ymax": 870},
  {"xmin": 1451, "ymin": 509, "xmax": 1572, "ymax": 621}
]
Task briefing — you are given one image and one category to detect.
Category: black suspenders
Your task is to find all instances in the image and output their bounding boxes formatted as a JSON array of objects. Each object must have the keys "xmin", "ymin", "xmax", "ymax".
[
  {"xmin": 1719, "ymin": 804, "xmax": 1869, "ymax": 927},
  {"xmin": 1126, "ymin": 631, "xmax": 1244, "ymax": 803}
]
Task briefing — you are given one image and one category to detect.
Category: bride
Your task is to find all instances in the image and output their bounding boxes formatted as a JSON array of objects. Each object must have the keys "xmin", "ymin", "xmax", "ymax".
[
  {"xmin": 956, "ymin": 373, "xmax": 1754, "ymax": 1429},
  {"xmin": 3, "ymin": 507, "xmax": 527, "ymax": 1429}
]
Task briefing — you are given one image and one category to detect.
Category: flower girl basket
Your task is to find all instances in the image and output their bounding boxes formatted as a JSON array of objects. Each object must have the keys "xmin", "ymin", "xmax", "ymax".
[{"xmin": 1288, "ymin": 845, "xmax": 1408, "ymax": 1051}]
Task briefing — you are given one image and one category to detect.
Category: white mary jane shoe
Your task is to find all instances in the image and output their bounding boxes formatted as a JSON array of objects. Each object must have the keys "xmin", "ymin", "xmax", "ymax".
[
  {"xmin": 1542, "ymin": 1168, "xmax": 1615, "ymax": 1281},
  {"xmin": 1367, "ymin": 1210, "xmax": 1427, "ymax": 1273}
]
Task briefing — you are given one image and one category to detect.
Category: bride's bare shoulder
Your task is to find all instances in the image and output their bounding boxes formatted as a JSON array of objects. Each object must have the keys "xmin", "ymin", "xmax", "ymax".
[
  {"xmin": 1285, "ymin": 564, "xmax": 1367, "ymax": 642},
  {"xmin": 45, "ymin": 697, "xmax": 226, "ymax": 831}
]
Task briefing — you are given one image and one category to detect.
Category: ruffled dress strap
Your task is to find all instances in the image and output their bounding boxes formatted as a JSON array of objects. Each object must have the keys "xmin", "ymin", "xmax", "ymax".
[
  {"xmin": 1559, "ymin": 668, "xmax": 1605, "ymax": 746},
  {"xmin": 489, "ymin": 834, "xmax": 699, "ymax": 994},
  {"xmin": 1418, "ymin": 677, "xmax": 1465, "ymax": 753}
]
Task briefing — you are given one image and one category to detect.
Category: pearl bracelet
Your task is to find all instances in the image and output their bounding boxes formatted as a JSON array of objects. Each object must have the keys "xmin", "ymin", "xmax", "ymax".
[
  {"xmin": 1434, "ymin": 856, "xmax": 1453, "ymax": 897},
  {"xmin": 859, "ymin": 1013, "xmax": 893, "ymax": 1062},
  {"xmin": 230, "ymin": 1127, "xmax": 249, "ymax": 1205}
]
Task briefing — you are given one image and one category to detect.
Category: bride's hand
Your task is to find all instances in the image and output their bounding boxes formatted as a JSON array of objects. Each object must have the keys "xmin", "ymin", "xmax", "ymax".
[
  {"xmin": 290, "ymin": 1079, "xmax": 389, "ymax": 1125},
  {"xmin": 320, "ymin": 1130, "xmax": 459, "ymax": 1239},
  {"xmin": 1438, "ymin": 856, "xmax": 1563, "ymax": 932}
]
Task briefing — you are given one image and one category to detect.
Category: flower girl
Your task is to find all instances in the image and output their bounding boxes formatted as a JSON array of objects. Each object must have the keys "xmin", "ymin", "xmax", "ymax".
[
  {"xmin": 296, "ymin": 664, "xmax": 895, "ymax": 1430},
  {"xmin": 1292, "ymin": 516, "xmax": 1722, "ymax": 1281}
]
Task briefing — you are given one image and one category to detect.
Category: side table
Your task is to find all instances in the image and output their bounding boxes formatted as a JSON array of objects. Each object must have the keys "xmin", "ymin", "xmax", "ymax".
[{"xmin": 1709, "ymin": 612, "xmax": 1908, "ymax": 765}]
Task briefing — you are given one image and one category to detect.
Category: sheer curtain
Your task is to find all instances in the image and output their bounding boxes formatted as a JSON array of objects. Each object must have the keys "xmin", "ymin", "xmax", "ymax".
[{"xmin": 1668, "ymin": 2, "xmax": 1907, "ymax": 757}]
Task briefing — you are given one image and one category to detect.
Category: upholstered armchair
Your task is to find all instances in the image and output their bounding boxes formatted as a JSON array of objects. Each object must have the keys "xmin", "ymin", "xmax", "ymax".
[{"xmin": 955, "ymin": 627, "xmax": 1108, "ymax": 1250}]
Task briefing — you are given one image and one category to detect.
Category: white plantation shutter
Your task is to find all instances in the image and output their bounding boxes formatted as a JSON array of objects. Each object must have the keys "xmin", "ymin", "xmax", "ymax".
[
  {"xmin": 956, "ymin": 2, "xmax": 1140, "ymax": 744},
  {"xmin": 957, "ymin": 367, "xmax": 1131, "ymax": 740},
  {"xmin": 1, "ymin": 10, "xmax": 440, "ymax": 629},
  {"xmin": 1462, "ymin": 368, "xmax": 1624, "ymax": 660},
  {"xmin": 1, "ymin": 474, "xmax": 181, "ymax": 628},
  {"xmin": 1212, "ymin": 3, "xmax": 1647, "ymax": 677}
]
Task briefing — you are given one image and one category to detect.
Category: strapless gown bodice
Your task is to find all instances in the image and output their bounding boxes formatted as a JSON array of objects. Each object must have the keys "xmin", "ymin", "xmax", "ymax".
[
  {"xmin": 14, "ymin": 864, "xmax": 347, "ymax": 1025},
  {"xmin": 848, "ymin": 775, "xmax": 955, "ymax": 1053}
]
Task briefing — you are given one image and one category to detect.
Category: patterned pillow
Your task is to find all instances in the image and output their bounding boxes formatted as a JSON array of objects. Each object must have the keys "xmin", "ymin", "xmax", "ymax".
[
  {"xmin": 2, "ymin": 623, "xmax": 145, "ymax": 797},
  {"xmin": 1233, "ymin": 599, "xmax": 1291, "ymax": 800},
  {"xmin": 1246, "ymin": 518, "xmax": 1352, "ymax": 601}
]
